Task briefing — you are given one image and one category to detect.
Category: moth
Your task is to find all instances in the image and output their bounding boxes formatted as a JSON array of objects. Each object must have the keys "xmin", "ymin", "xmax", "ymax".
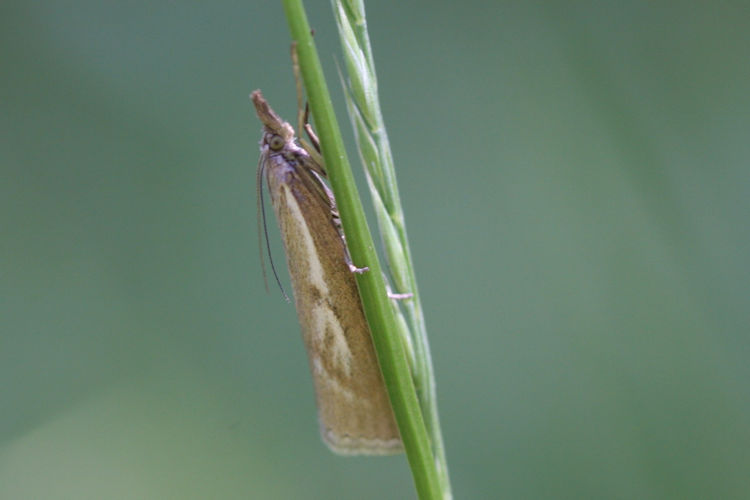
[{"xmin": 251, "ymin": 89, "xmax": 401, "ymax": 455}]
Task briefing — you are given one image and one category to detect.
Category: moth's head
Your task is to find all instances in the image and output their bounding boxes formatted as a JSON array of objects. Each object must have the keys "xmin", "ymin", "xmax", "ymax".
[{"xmin": 251, "ymin": 90, "xmax": 295, "ymax": 151}]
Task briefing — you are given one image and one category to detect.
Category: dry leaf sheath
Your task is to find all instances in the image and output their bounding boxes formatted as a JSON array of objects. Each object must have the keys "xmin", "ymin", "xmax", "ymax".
[{"xmin": 251, "ymin": 90, "xmax": 401, "ymax": 455}]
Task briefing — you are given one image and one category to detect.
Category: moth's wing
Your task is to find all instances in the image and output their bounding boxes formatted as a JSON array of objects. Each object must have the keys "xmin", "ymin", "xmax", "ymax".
[{"xmin": 266, "ymin": 158, "xmax": 401, "ymax": 455}]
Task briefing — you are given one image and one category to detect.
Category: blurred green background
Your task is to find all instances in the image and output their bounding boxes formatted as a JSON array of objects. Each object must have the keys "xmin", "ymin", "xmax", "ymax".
[{"xmin": 2, "ymin": 1, "xmax": 749, "ymax": 498}]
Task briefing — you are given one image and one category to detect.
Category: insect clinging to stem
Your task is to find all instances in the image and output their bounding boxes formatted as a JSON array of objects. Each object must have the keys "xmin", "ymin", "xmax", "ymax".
[{"xmin": 250, "ymin": 45, "xmax": 402, "ymax": 455}]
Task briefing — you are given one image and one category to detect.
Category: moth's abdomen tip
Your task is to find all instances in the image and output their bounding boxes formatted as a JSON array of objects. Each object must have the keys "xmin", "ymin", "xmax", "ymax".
[
  {"xmin": 319, "ymin": 422, "xmax": 403, "ymax": 456},
  {"xmin": 322, "ymin": 431, "xmax": 403, "ymax": 456}
]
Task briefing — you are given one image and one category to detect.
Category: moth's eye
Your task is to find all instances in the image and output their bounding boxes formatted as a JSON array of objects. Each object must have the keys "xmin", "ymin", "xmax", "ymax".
[{"xmin": 268, "ymin": 135, "xmax": 285, "ymax": 151}]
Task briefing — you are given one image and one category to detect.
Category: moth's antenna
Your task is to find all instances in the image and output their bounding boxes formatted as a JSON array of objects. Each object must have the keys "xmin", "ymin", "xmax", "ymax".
[{"xmin": 256, "ymin": 154, "xmax": 291, "ymax": 302}]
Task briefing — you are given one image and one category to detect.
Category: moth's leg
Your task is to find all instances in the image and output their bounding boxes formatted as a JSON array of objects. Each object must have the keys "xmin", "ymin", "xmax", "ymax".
[
  {"xmin": 291, "ymin": 42, "xmax": 305, "ymax": 138},
  {"xmin": 337, "ymin": 225, "xmax": 370, "ymax": 274},
  {"xmin": 302, "ymin": 104, "xmax": 321, "ymax": 153},
  {"xmin": 335, "ymin": 217, "xmax": 369, "ymax": 274},
  {"xmin": 291, "ymin": 42, "xmax": 320, "ymax": 152},
  {"xmin": 342, "ymin": 241, "xmax": 369, "ymax": 275},
  {"xmin": 348, "ymin": 260, "xmax": 370, "ymax": 274},
  {"xmin": 291, "ymin": 42, "xmax": 326, "ymax": 171},
  {"xmin": 383, "ymin": 279, "xmax": 413, "ymax": 300},
  {"xmin": 300, "ymin": 127, "xmax": 325, "ymax": 172},
  {"xmin": 385, "ymin": 286, "xmax": 414, "ymax": 300}
]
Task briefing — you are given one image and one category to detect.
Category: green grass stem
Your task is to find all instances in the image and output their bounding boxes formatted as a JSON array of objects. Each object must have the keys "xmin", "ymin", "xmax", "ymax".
[
  {"xmin": 331, "ymin": 3, "xmax": 452, "ymax": 498},
  {"xmin": 280, "ymin": 1, "xmax": 444, "ymax": 498}
]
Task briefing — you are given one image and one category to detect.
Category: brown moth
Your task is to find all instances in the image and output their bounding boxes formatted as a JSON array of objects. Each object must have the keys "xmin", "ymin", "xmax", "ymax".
[{"xmin": 251, "ymin": 90, "xmax": 401, "ymax": 455}]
